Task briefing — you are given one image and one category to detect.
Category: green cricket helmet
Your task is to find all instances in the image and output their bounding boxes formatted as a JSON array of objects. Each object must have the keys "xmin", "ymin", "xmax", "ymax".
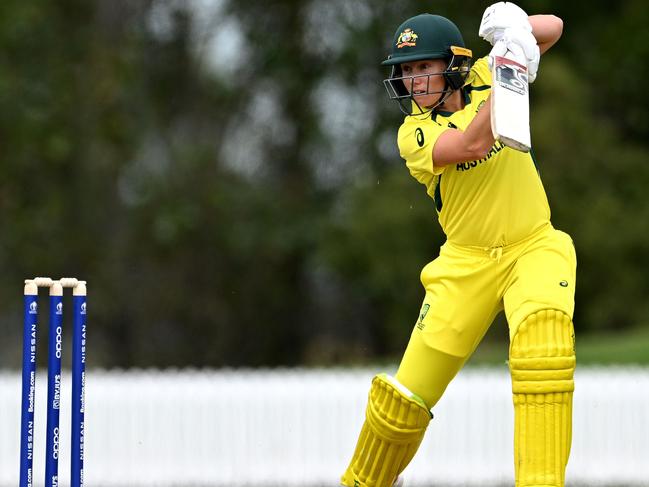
[{"xmin": 382, "ymin": 14, "xmax": 473, "ymax": 114}]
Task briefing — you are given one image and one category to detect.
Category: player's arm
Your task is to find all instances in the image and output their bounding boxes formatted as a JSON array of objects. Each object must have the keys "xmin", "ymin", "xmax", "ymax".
[
  {"xmin": 529, "ymin": 15, "xmax": 563, "ymax": 55},
  {"xmin": 431, "ymin": 95, "xmax": 495, "ymax": 166}
]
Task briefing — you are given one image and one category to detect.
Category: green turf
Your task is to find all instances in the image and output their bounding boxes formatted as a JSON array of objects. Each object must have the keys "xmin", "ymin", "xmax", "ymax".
[
  {"xmin": 571, "ymin": 326, "xmax": 649, "ymax": 365},
  {"xmin": 467, "ymin": 325, "xmax": 649, "ymax": 366}
]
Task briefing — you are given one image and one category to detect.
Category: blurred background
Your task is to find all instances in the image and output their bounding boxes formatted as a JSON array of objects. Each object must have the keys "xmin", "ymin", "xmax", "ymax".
[
  {"xmin": 0, "ymin": 0, "xmax": 648, "ymax": 485},
  {"xmin": 1, "ymin": 0, "xmax": 649, "ymax": 369}
]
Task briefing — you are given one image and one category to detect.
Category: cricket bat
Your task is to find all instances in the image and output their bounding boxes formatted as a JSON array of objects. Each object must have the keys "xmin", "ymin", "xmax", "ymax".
[{"xmin": 491, "ymin": 52, "xmax": 531, "ymax": 152}]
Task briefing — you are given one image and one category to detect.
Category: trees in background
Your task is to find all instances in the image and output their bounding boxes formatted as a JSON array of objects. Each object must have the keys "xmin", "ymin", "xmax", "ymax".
[{"xmin": 0, "ymin": 0, "xmax": 647, "ymax": 367}]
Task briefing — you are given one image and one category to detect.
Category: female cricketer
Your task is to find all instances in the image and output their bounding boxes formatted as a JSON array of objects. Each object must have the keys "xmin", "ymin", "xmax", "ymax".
[{"xmin": 341, "ymin": 3, "xmax": 575, "ymax": 487}]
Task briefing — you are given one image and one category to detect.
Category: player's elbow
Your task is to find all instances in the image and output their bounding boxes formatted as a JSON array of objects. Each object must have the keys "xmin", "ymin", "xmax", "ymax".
[
  {"xmin": 548, "ymin": 15, "xmax": 563, "ymax": 42},
  {"xmin": 466, "ymin": 139, "xmax": 494, "ymax": 160},
  {"xmin": 538, "ymin": 15, "xmax": 563, "ymax": 46}
]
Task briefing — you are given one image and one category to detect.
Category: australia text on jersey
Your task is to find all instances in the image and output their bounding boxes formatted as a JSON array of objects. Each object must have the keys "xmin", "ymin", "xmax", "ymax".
[{"xmin": 456, "ymin": 140, "xmax": 506, "ymax": 171}]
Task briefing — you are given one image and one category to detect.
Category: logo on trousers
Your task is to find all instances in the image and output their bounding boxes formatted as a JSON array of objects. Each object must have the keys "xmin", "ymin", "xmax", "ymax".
[{"xmin": 416, "ymin": 303, "xmax": 430, "ymax": 330}]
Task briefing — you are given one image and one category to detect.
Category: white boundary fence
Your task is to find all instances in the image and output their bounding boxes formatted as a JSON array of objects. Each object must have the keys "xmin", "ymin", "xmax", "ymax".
[{"xmin": 0, "ymin": 367, "xmax": 648, "ymax": 486}]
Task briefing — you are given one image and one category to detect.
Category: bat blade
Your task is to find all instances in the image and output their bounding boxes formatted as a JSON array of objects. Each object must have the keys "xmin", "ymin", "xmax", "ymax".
[{"xmin": 491, "ymin": 54, "xmax": 531, "ymax": 152}]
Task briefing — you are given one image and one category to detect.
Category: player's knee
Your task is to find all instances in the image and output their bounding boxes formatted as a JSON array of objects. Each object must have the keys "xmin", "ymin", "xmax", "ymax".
[
  {"xmin": 366, "ymin": 373, "xmax": 432, "ymax": 440},
  {"xmin": 509, "ymin": 309, "xmax": 576, "ymax": 395},
  {"xmin": 341, "ymin": 374, "xmax": 432, "ymax": 487}
]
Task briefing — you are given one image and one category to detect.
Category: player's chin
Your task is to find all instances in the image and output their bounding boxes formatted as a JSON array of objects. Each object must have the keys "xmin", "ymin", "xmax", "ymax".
[{"xmin": 412, "ymin": 93, "xmax": 437, "ymax": 108}]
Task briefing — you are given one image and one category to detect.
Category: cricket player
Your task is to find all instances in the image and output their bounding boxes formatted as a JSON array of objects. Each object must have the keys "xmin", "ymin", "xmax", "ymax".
[{"xmin": 341, "ymin": 3, "xmax": 574, "ymax": 487}]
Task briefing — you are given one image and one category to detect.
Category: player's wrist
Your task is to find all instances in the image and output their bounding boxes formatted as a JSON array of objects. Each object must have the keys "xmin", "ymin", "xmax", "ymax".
[{"xmin": 500, "ymin": 26, "xmax": 540, "ymax": 82}]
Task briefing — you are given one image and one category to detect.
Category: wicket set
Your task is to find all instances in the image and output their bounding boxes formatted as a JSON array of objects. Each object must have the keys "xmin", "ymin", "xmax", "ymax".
[{"xmin": 20, "ymin": 277, "xmax": 87, "ymax": 487}]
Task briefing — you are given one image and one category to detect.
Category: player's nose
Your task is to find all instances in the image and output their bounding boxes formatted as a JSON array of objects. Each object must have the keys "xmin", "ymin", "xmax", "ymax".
[
  {"xmin": 414, "ymin": 76, "xmax": 431, "ymax": 92},
  {"xmin": 413, "ymin": 75, "xmax": 426, "ymax": 88}
]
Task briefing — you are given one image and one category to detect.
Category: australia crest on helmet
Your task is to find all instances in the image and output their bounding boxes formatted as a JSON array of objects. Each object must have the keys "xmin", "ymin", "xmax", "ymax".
[{"xmin": 396, "ymin": 28, "xmax": 418, "ymax": 48}]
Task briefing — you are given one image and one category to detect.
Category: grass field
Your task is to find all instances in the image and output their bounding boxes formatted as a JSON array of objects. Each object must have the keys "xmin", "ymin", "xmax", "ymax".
[{"xmin": 468, "ymin": 324, "xmax": 649, "ymax": 366}]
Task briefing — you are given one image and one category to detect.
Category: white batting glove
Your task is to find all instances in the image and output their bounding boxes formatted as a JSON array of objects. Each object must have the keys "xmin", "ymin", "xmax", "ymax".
[
  {"xmin": 489, "ymin": 26, "xmax": 540, "ymax": 82},
  {"xmin": 479, "ymin": 2, "xmax": 531, "ymax": 46}
]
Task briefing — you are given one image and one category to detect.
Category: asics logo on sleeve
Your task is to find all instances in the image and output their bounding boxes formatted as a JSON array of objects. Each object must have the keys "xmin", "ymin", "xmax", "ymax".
[{"xmin": 415, "ymin": 128, "xmax": 424, "ymax": 147}]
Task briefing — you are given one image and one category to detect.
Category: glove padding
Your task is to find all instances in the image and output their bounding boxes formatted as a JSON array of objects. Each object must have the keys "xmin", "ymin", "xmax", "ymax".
[
  {"xmin": 489, "ymin": 26, "xmax": 540, "ymax": 83},
  {"xmin": 479, "ymin": 2, "xmax": 531, "ymax": 45}
]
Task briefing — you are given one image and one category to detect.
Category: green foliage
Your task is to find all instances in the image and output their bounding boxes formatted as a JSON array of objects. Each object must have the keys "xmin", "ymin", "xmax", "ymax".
[
  {"xmin": 532, "ymin": 57, "xmax": 649, "ymax": 333},
  {"xmin": 0, "ymin": 0, "xmax": 648, "ymax": 368},
  {"xmin": 312, "ymin": 168, "xmax": 444, "ymax": 361}
]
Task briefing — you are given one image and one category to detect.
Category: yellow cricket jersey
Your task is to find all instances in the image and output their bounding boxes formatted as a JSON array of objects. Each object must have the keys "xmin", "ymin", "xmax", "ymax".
[{"xmin": 397, "ymin": 56, "xmax": 551, "ymax": 248}]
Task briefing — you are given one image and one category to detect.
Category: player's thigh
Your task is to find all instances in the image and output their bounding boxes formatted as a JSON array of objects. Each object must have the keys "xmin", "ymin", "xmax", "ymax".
[
  {"xmin": 397, "ymin": 301, "xmax": 501, "ymax": 409},
  {"xmin": 397, "ymin": 254, "xmax": 501, "ymax": 409},
  {"xmin": 396, "ymin": 336, "xmax": 465, "ymax": 410},
  {"xmin": 504, "ymin": 228, "xmax": 577, "ymax": 336}
]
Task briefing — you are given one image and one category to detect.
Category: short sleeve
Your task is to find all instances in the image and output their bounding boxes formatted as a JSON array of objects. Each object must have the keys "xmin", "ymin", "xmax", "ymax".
[
  {"xmin": 398, "ymin": 118, "xmax": 448, "ymax": 179},
  {"xmin": 466, "ymin": 56, "xmax": 492, "ymax": 86}
]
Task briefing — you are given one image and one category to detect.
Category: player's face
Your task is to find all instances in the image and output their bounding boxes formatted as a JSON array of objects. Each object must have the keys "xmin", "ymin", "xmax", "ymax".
[{"xmin": 400, "ymin": 59, "xmax": 447, "ymax": 107}]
